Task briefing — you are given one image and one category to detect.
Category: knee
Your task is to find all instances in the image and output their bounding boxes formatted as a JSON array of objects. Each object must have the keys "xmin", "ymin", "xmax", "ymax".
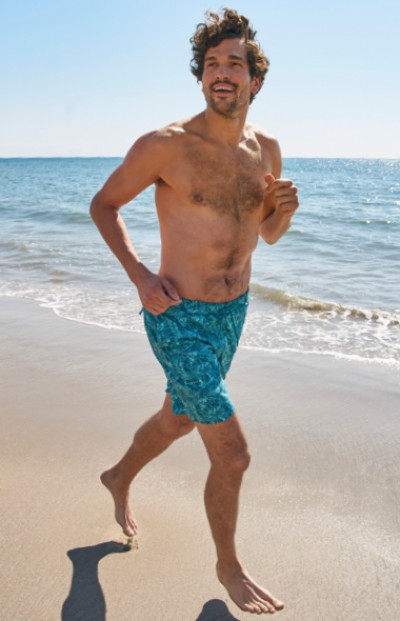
[
  {"xmin": 175, "ymin": 417, "xmax": 196, "ymax": 438},
  {"xmin": 230, "ymin": 448, "xmax": 251, "ymax": 474},
  {"xmin": 212, "ymin": 446, "xmax": 251, "ymax": 475},
  {"xmin": 158, "ymin": 409, "xmax": 195, "ymax": 439}
]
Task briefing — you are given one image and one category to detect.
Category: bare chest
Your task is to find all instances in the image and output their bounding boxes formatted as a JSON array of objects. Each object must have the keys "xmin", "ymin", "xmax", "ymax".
[{"xmin": 182, "ymin": 144, "xmax": 266, "ymax": 222}]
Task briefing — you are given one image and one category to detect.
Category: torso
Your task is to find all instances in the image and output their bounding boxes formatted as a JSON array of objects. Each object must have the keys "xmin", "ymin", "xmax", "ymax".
[{"xmin": 153, "ymin": 114, "xmax": 277, "ymax": 302}]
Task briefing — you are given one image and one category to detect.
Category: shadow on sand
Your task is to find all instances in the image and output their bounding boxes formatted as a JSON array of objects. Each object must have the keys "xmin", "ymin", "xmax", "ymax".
[
  {"xmin": 61, "ymin": 542, "xmax": 241, "ymax": 621},
  {"xmin": 61, "ymin": 540, "xmax": 131, "ymax": 621},
  {"xmin": 196, "ymin": 599, "xmax": 243, "ymax": 621}
]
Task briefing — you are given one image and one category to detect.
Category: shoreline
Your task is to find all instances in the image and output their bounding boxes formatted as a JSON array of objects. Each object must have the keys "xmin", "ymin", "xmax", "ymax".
[
  {"xmin": 1, "ymin": 297, "xmax": 399, "ymax": 620},
  {"xmin": 3, "ymin": 291, "xmax": 399, "ymax": 371}
]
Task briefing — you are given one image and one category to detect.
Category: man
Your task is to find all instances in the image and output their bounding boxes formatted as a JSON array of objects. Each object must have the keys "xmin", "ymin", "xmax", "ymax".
[{"xmin": 90, "ymin": 8, "xmax": 298, "ymax": 615}]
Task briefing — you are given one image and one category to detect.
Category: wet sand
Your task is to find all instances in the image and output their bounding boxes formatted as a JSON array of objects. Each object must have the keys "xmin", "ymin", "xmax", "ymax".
[{"xmin": 1, "ymin": 297, "xmax": 399, "ymax": 620}]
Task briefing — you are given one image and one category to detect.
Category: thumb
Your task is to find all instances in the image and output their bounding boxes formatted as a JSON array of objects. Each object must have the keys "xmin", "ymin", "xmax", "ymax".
[
  {"xmin": 161, "ymin": 278, "xmax": 181, "ymax": 302},
  {"xmin": 265, "ymin": 173, "xmax": 275, "ymax": 186}
]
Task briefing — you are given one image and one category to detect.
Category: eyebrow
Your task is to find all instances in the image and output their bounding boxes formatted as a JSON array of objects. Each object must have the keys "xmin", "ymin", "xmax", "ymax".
[{"xmin": 204, "ymin": 53, "xmax": 245, "ymax": 62}]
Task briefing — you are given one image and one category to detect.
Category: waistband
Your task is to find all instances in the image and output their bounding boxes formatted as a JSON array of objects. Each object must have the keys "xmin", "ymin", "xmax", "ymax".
[
  {"xmin": 140, "ymin": 290, "xmax": 249, "ymax": 317},
  {"xmin": 178, "ymin": 289, "xmax": 249, "ymax": 311}
]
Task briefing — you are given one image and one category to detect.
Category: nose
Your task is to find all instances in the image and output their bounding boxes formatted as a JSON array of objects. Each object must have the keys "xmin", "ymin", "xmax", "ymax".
[{"xmin": 216, "ymin": 64, "xmax": 230, "ymax": 81}]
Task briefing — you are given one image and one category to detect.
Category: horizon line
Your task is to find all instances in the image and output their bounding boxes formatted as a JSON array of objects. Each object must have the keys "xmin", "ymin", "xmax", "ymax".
[{"xmin": 1, "ymin": 155, "xmax": 399, "ymax": 161}]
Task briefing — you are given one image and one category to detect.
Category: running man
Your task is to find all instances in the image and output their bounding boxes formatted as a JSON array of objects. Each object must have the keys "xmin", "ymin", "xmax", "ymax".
[{"xmin": 90, "ymin": 8, "xmax": 298, "ymax": 615}]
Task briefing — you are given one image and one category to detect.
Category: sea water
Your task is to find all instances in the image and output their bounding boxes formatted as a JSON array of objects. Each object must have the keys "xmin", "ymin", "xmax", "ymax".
[{"xmin": 0, "ymin": 157, "xmax": 399, "ymax": 368}]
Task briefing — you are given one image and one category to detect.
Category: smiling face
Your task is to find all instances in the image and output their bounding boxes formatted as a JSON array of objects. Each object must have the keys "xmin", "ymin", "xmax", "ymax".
[{"xmin": 201, "ymin": 38, "xmax": 261, "ymax": 117}]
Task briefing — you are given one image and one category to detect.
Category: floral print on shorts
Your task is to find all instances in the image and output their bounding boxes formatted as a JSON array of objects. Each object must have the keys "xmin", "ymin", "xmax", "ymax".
[{"xmin": 143, "ymin": 291, "xmax": 249, "ymax": 424}]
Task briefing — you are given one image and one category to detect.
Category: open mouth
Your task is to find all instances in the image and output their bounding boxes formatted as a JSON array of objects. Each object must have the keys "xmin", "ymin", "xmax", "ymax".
[{"xmin": 212, "ymin": 82, "xmax": 236, "ymax": 94}]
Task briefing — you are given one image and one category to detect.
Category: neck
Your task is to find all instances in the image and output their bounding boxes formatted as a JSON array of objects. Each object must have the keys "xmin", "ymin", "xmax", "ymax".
[{"xmin": 202, "ymin": 106, "xmax": 249, "ymax": 147}]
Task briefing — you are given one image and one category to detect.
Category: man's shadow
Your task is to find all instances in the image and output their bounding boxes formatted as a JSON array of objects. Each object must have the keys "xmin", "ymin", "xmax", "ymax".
[
  {"xmin": 196, "ymin": 599, "xmax": 242, "ymax": 621},
  {"xmin": 61, "ymin": 540, "xmax": 131, "ymax": 621},
  {"xmin": 61, "ymin": 541, "xmax": 242, "ymax": 621}
]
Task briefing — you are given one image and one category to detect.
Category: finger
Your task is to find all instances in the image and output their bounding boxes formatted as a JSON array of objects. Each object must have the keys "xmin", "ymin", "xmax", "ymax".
[
  {"xmin": 274, "ymin": 184, "xmax": 297, "ymax": 196},
  {"xmin": 161, "ymin": 278, "xmax": 181, "ymax": 302},
  {"xmin": 274, "ymin": 190, "xmax": 298, "ymax": 206},
  {"xmin": 276, "ymin": 199, "xmax": 299, "ymax": 213},
  {"xmin": 146, "ymin": 303, "xmax": 168, "ymax": 315},
  {"xmin": 265, "ymin": 179, "xmax": 294, "ymax": 196},
  {"xmin": 148, "ymin": 295, "xmax": 180, "ymax": 315},
  {"xmin": 273, "ymin": 184, "xmax": 297, "ymax": 197},
  {"xmin": 141, "ymin": 292, "xmax": 165, "ymax": 312},
  {"xmin": 275, "ymin": 178, "xmax": 295, "ymax": 186},
  {"xmin": 276, "ymin": 193, "xmax": 298, "ymax": 205},
  {"xmin": 265, "ymin": 180, "xmax": 279, "ymax": 195},
  {"xmin": 264, "ymin": 173, "xmax": 275, "ymax": 186}
]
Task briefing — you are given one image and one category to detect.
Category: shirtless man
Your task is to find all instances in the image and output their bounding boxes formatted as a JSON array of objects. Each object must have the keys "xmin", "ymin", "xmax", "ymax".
[{"xmin": 90, "ymin": 8, "xmax": 298, "ymax": 615}]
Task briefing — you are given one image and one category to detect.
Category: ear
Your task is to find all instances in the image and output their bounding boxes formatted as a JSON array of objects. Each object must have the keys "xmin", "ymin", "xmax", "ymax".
[{"xmin": 251, "ymin": 75, "xmax": 262, "ymax": 96}]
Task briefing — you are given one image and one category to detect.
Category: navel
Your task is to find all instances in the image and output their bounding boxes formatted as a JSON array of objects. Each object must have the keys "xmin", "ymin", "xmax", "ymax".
[{"xmin": 224, "ymin": 275, "xmax": 234, "ymax": 286}]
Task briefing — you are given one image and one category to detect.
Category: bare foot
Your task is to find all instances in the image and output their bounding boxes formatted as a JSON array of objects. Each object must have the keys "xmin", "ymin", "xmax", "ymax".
[
  {"xmin": 100, "ymin": 469, "xmax": 138, "ymax": 537},
  {"xmin": 217, "ymin": 562, "xmax": 284, "ymax": 615}
]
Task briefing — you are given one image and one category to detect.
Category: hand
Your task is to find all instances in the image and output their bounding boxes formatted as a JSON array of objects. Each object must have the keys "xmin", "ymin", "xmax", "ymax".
[
  {"xmin": 265, "ymin": 174, "xmax": 299, "ymax": 216},
  {"xmin": 137, "ymin": 268, "xmax": 181, "ymax": 315}
]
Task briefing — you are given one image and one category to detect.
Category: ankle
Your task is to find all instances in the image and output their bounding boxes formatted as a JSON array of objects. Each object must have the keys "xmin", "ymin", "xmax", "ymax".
[
  {"xmin": 101, "ymin": 467, "xmax": 127, "ymax": 488},
  {"xmin": 217, "ymin": 558, "xmax": 242, "ymax": 578}
]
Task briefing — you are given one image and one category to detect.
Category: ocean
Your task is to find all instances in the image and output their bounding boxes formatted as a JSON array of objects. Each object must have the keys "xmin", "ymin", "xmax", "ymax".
[{"xmin": 0, "ymin": 157, "xmax": 399, "ymax": 368}]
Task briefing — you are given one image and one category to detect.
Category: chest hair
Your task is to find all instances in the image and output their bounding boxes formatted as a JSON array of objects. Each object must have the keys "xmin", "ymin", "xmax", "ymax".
[{"xmin": 187, "ymin": 145, "xmax": 265, "ymax": 222}]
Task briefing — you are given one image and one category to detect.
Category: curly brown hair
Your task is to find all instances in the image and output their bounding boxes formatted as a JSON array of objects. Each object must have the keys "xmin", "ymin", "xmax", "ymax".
[{"xmin": 190, "ymin": 8, "xmax": 270, "ymax": 103}]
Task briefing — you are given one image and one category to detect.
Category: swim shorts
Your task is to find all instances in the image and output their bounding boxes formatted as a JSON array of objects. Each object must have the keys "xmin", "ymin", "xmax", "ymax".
[{"xmin": 142, "ymin": 291, "xmax": 249, "ymax": 425}]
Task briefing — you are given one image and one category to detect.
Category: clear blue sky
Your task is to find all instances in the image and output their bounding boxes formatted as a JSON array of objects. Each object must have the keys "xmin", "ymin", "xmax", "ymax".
[{"xmin": 1, "ymin": 0, "xmax": 399, "ymax": 158}]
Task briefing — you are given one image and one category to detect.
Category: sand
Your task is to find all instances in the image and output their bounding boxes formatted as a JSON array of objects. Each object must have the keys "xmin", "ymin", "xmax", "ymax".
[{"xmin": 1, "ymin": 297, "xmax": 399, "ymax": 621}]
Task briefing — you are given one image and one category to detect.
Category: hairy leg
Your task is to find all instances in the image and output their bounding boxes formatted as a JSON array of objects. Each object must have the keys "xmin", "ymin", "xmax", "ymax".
[
  {"xmin": 101, "ymin": 394, "xmax": 195, "ymax": 536},
  {"xmin": 197, "ymin": 414, "xmax": 284, "ymax": 615}
]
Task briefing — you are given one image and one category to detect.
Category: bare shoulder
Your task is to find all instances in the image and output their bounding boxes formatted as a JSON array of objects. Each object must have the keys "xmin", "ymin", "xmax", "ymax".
[
  {"xmin": 126, "ymin": 124, "xmax": 180, "ymax": 158},
  {"xmin": 94, "ymin": 120, "xmax": 196, "ymax": 205},
  {"xmin": 125, "ymin": 117, "xmax": 197, "ymax": 162},
  {"xmin": 247, "ymin": 123, "xmax": 282, "ymax": 177},
  {"xmin": 249, "ymin": 124, "xmax": 281, "ymax": 156}
]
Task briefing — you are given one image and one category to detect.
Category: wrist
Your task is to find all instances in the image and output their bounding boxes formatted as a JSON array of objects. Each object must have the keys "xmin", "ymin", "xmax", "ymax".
[{"xmin": 127, "ymin": 260, "xmax": 150, "ymax": 287}]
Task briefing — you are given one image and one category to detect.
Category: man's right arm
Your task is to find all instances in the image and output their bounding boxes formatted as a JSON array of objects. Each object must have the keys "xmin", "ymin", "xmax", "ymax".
[{"xmin": 90, "ymin": 131, "xmax": 181, "ymax": 315}]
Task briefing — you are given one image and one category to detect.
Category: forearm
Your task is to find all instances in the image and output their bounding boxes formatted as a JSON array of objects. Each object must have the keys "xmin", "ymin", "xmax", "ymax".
[
  {"xmin": 259, "ymin": 210, "xmax": 292, "ymax": 245},
  {"xmin": 90, "ymin": 197, "xmax": 148, "ymax": 286}
]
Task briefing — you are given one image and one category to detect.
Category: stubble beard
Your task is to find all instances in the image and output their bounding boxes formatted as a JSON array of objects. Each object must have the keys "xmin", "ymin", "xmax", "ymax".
[
  {"xmin": 206, "ymin": 90, "xmax": 250, "ymax": 118},
  {"xmin": 209, "ymin": 97, "xmax": 239, "ymax": 117}
]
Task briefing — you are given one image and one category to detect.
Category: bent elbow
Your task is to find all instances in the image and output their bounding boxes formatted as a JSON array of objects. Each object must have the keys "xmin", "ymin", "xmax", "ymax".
[
  {"xmin": 259, "ymin": 229, "xmax": 278, "ymax": 245},
  {"xmin": 89, "ymin": 193, "xmax": 100, "ymax": 221},
  {"xmin": 89, "ymin": 193, "xmax": 114, "ymax": 223}
]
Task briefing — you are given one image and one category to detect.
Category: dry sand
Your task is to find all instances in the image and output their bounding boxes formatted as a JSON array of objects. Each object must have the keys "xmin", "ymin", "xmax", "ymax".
[{"xmin": 1, "ymin": 298, "xmax": 399, "ymax": 621}]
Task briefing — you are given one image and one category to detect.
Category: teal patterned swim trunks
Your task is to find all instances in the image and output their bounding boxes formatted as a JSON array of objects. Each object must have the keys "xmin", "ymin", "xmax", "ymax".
[{"xmin": 142, "ymin": 291, "xmax": 249, "ymax": 425}]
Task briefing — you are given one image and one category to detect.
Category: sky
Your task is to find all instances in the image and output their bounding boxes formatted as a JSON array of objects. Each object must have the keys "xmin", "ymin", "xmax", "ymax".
[{"xmin": 1, "ymin": 0, "xmax": 399, "ymax": 158}]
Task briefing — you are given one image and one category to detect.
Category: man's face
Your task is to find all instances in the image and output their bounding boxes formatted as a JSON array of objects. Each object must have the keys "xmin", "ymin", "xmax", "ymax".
[{"xmin": 201, "ymin": 38, "xmax": 260, "ymax": 117}]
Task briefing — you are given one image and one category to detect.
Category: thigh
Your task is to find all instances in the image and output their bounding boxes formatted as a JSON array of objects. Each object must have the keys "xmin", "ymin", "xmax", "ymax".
[
  {"xmin": 196, "ymin": 413, "xmax": 250, "ymax": 468},
  {"xmin": 157, "ymin": 393, "xmax": 195, "ymax": 435}
]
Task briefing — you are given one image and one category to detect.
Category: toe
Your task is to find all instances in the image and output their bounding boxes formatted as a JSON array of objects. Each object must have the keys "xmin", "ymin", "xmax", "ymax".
[
  {"xmin": 123, "ymin": 525, "xmax": 134, "ymax": 537},
  {"xmin": 253, "ymin": 584, "xmax": 284, "ymax": 610},
  {"xmin": 243, "ymin": 601, "xmax": 261, "ymax": 614},
  {"xmin": 272, "ymin": 599, "xmax": 284, "ymax": 611},
  {"xmin": 256, "ymin": 599, "xmax": 274, "ymax": 614}
]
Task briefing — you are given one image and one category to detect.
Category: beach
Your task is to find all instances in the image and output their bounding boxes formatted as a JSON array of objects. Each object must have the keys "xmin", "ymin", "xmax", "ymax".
[{"xmin": 1, "ymin": 297, "xmax": 399, "ymax": 621}]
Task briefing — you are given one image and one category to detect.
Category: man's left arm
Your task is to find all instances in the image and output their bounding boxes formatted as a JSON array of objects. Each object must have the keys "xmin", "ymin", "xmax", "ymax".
[{"xmin": 258, "ymin": 137, "xmax": 299, "ymax": 245}]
